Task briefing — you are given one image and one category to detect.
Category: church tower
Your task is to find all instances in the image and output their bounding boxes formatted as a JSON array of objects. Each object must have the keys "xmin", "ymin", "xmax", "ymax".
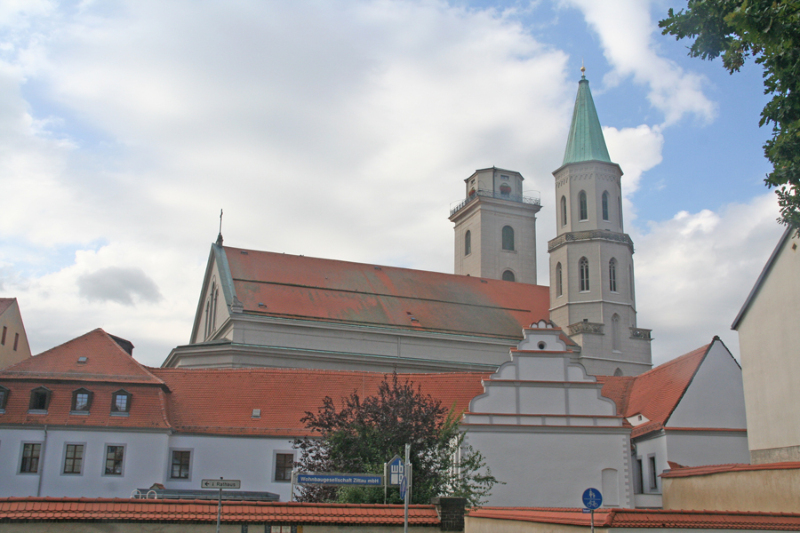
[
  {"xmin": 450, "ymin": 167, "xmax": 542, "ymax": 284},
  {"xmin": 548, "ymin": 68, "xmax": 652, "ymax": 376}
]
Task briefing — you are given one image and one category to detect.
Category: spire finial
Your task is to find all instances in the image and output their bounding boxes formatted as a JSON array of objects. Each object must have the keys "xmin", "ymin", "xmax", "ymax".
[
  {"xmin": 216, "ymin": 209, "xmax": 224, "ymax": 246},
  {"xmin": 580, "ymin": 60, "xmax": 586, "ymax": 79}
]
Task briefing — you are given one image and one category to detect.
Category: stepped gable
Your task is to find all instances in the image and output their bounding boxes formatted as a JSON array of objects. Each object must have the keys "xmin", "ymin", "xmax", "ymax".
[
  {"xmin": 3, "ymin": 328, "xmax": 163, "ymax": 385},
  {"xmin": 223, "ymin": 246, "xmax": 550, "ymax": 339},
  {"xmin": 599, "ymin": 344, "xmax": 709, "ymax": 437},
  {"xmin": 152, "ymin": 368, "xmax": 489, "ymax": 437}
]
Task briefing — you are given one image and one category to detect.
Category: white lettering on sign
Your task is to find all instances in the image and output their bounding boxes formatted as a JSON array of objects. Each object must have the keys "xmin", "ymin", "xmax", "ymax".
[{"xmin": 201, "ymin": 479, "xmax": 241, "ymax": 489}]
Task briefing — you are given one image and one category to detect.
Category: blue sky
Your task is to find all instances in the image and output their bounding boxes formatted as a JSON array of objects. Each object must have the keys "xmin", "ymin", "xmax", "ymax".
[{"xmin": 0, "ymin": 0, "xmax": 786, "ymax": 367}]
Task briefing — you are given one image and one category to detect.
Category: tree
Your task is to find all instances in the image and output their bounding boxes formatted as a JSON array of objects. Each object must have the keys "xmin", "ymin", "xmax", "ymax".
[
  {"xmin": 292, "ymin": 373, "xmax": 499, "ymax": 507},
  {"xmin": 660, "ymin": 0, "xmax": 800, "ymax": 230}
]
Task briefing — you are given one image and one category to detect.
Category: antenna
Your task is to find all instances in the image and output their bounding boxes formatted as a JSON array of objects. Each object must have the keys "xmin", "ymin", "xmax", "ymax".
[{"xmin": 216, "ymin": 209, "xmax": 224, "ymax": 246}]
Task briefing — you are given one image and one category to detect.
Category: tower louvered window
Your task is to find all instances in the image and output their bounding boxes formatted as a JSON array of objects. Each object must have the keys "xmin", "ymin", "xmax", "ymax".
[
  {"xmin": 561, "ymin": 196, "xmax": 567, "ymax": 226},
  {"xmin": 579, "ymin": 257, "xmax": 590, "ymax": 291},
  {"xmin": 609, "ymin": 258, "xmax": 617, "ymax": 292},
  {"xmin": 465, "ymin": 230, "xmax": 471, "ymax": 255},
  {"xmin": 602, "ymin": 191, "xmax": 609, "ymax": 221},
  {"xmin": 502, "ymin": 226, "xmax": 514, "ymax": 251},
  {"xmin": 579, "ymin": 191, "xmax": 588, "ymax": 220},
  {"xmin": 556, "ymin": 262, "xmax": 563, "ymax": 297}
]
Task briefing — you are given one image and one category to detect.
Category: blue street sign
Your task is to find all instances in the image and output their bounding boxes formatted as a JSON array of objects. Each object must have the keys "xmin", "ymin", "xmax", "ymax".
[
  {"xmin": 582, "ymin": 488, "xmax": 602, "ymax": 510},
  {"xmin": 296, "ymin": 473, "xmax": 383, "ymax": 486},
  {"xmin": 388, "ymin": 456, "xmax": 405, "ymax": 486},
  {"xmin": 399, "ymin": 471, "xmax": 408, "ymax": 500}
]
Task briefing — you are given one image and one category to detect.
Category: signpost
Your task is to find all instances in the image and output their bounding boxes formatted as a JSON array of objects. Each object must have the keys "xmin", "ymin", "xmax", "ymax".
[
  {"xmin": 582, "ymin": 488, "xmax": 603, "ymax": 533},
  {"xmin": 202, "ymin": 478, "xmax": 241, "ymax": 533}
]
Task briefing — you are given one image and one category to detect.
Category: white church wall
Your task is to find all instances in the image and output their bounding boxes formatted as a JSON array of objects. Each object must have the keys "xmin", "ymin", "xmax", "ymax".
[
  {"xmin": 632, "ymin": 434, "xmax": 668, "ymax": 495},
  {"xmin": 664, "ymin": 431, "xmax": 750, "ymax": 468}
]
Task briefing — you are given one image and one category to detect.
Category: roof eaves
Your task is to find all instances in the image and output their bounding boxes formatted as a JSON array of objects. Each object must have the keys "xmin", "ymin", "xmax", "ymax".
[{"xmin": 732, "ymin": 226, "xmax": 793, "ymax": 330}]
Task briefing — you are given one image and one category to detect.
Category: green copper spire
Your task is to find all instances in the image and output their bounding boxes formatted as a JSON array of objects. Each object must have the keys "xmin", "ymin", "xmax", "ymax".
[{"xmin": 562, "ymin": 67, "xmax": 611, "ymax": 165}]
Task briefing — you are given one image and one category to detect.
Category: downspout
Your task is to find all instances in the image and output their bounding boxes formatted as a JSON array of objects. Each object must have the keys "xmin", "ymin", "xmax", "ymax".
[{"xmin": 36, "ymin": 425, "xmax": 48, "ymax": 497}]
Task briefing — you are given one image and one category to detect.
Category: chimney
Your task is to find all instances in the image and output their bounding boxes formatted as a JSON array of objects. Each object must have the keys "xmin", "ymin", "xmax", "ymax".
[{"xmin": 431, "ymin": 496, "xmax": 467, "ymax": 531}]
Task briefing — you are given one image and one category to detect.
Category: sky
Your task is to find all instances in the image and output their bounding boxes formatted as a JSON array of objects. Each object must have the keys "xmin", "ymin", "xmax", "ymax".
[{"xmin": 0, "ymin": 0, "xmax": 786, "ymax": 368}]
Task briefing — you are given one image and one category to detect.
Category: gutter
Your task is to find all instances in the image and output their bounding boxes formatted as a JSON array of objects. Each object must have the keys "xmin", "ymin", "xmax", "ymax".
[{"xmin": 36, "ymin": 425, "xmax": 48, "ymax": 497}]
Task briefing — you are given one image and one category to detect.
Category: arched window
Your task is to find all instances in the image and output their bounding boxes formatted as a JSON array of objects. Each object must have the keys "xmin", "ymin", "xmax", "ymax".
[
  {"xmin": 560, "ymin": 196, "xmax": 567, "ymax": 226},
  {"xmin": 618, "ymin": 196, "xmax": 623, "ymax": 226},
  {"xmin": 556, "ymin": 262, "xmax": 563, "ymax": 297},
  {"xmin": 502, "ymin": 270, "xmax": 515, "ymax": 282},
  {"xmin": 465, "ymin": 230, "xmax": 471, "ymax": 256},
  {"xmin": 502, "ymin": 225, "xmax": 515, "ymax": 251},
  {"xmin": 211, "ymin": 284, "xmax": 218, "ymax": 331},
  {"xmin": 579, "ymin": 257, "xmax": 590, "ymax": 291},
  {"xmin": 602, "ymin": 191, "xmax": 609, "ymax": 221},
  {"xmin": 609, "ymin": 258, "xmax": 617, "ymax": 292},
  {"xmin": 629, "ymin": 264, "xmax": 634, "ymax": 299},
  {"xmin": 613, "ymin": 368, "xmax": 624, "ymax": 377},
  {"xmin": 579, "ymin": 191, "xmax": 588, "ymax": 220},
  {"xmin": 612, "ymin": 314, "xmax": 621, "ymax": 351},
  {"xmin": 203, "ymin": 300, "xmax": 210, "ymax": 340}
]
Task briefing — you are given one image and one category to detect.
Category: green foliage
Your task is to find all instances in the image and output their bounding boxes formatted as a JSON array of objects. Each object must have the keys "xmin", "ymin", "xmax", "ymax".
[
  {"xmin": 292, "ymin": 374, "xmax": 499, "ymax": 507},
  {"xmin": 660, "ymin": 0, "xmax": 800, "ymax": 230}
]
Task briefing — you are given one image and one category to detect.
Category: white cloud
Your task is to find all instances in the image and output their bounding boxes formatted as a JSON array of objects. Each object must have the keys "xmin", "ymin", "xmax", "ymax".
[
  {"xmin": 633, "ymin": 193, "xmax": 785, "ymax": 365},
  {"xmin": 565, "ymin": 0, "xmax": 716, "ymax": 126}
]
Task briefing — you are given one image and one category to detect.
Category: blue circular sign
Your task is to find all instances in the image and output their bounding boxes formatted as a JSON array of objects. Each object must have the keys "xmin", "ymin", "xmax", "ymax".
[{"xmin": 582, "ymin": 488, "xmax": 602, "ymax": 510}]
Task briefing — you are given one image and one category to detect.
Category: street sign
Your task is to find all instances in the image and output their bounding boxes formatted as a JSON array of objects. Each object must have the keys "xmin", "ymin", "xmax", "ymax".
[
  {"xmin": 202, "ymin": 479, "xmax": 241, "ymax": 489},
  {"xmin": 399, "ymin": 472, "xmax": 408, "ymax": 499},
  {"xmin": 388, "ymin": 456, "xmax": 404, "ymax": 486},
  {"xmin": 582, "ymin": 488, "xmax": 602, "ymax": 510},
  {"xmin": 296, "ymin": 473, "xmax": 383, "ymax": 486}
]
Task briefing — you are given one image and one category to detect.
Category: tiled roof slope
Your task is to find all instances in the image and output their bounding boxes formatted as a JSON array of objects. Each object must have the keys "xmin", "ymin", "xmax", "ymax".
[
  {"xmin": 0, "ymin": 381, "xmax": 171, "ymax": 429},
  {"xmin": 468, "ymin": 507, "xmax": 800, "ymax": 529},
  {"xmin": 153, "ymin": 368, "xmax": 490, "ymax": 437},
  {"xmin": 599, "ymin": 344, "xmax": 709, "ymax": 437},
  {"xmin": 0, "ymin": 498, "xmax": 441, "ymax": 525},
  {"xmin": 2, "ymin": 328, "xmax": 163, "ymax": 385},
  {"xmin": 223, "ymin": 246, "xmax": 550, "ymax": 339},
  {"xmin": 0, "ymin": 298, "xmax": 15, "ymax": 316}
]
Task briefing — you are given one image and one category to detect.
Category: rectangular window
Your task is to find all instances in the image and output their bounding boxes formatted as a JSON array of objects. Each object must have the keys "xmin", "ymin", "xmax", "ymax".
[
  {"xmin": 275, "ymin": 453, "xmax": 294, "ymax": 482},
  {"xmin": 634, "ymin": 458, "xmax": 643, "ymax": 494},
  {"xmin": 105, "ymin": 445, "xmax": 125, "ymax": 476},
  {"xmin": 20, "ymin": 443, "xmax": 42, "ymax": 473},
  {"xmin": 63, "ymin": 444, "xmax": 84, "ymax": 474},
  {"xmin": 649, "ymin": 455, "xmax": 658, "ymax": 490},
  {"xmin": 1, "ymin": 326, "xmax": 6, "ymax": 345},
  {"xmin": 13, "ymin": 333, "xmax": 19, "ymax": 351},
  {"xmin": 171, "ymin": 450, "xmax": 191, "ymax": 479}
]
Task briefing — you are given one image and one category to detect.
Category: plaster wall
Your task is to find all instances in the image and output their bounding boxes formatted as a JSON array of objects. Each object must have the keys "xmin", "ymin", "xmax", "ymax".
[
  {"xmin": 476, "ymin": 199, "xmax": 538, "ymax": 284},
  {"xmin": 0, "ymin": 427, "xmax": 169, "ymax": 498},
  {"xmin": 453, "ymin": 207, "xmax": 483, "ymax": 279},
  {"xmin": 662, "ymin": 468, "xmax": 800, "ymax": 512},
  {"xmin": 737, "ymin": 231, "xmax": 800, "ymax": 461},
  {"xmin": 663, "ymin": 431, "xmax": 750, "ymax": 468},
  {"xmin": 0, "ymin": 300, "xmax": 31, "ymax": 368},
  {"xmin": 553, "ymin": 162, "xmax": 623, "ymax": 235},
  {"xmin": 193, "ymin": 259, "xmax": 229, "ymax": 345},
  {"xmin": 631, "ymin": 434, "xmax": 668, "ymax": 494}
]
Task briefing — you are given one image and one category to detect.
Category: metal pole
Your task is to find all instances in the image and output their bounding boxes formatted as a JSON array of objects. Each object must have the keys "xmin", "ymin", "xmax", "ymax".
[
  {"xmin": 384, "ymin": 462, "xmax": 388, "ymax": 504},
  {"xmin": 590, "ymin": 508, "xmax": 595, "ymax": 533},
  {"xmin": 216, "ymin": 477, "xmax": 223, "ymax": 533},
  {"xmin": 404, "ymin": 444, "xmax": 410, "ymax": 533}
]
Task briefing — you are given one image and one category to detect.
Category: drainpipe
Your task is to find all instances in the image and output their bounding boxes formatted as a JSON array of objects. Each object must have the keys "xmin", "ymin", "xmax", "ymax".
[{"xmin": 36, "ymin": 425, "xmax": 48, "ymax": 497}]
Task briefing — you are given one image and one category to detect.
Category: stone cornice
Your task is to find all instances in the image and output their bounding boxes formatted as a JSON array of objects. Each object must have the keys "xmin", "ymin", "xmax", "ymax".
[{"xmin": 548, "ymin": 229, "xmax": 634, "ymax": 253}]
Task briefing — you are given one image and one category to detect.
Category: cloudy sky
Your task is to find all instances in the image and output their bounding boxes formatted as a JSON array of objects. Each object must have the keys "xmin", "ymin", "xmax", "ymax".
[{"xmin": 0, "ymin": 0, "xmax": 785, "ymax": 367}]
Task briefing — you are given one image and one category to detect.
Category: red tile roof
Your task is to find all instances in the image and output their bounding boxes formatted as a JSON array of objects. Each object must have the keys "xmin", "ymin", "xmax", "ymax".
[
  {"xmin": 223, "ymin": 246, "xmax": 551, "ymax": 339},
  {"xmin": 662, "ymin": 461, "xmax": 800, "ymax": 479},
  {"xmin": 152, "ymin": 368, "xmax": 490, "ymax": 437},
  {"xmin": 0, "ymin": 498, "xmax": 441, "ymax": 525},
  {"xmin": 598, "ymin": 344, "xmax": 709, "ymax": 437},
  {"xmin": 3, "ymin": 329, "xmax": 163, "ymax": 385},
  {"xmin": 467, "ymin": 507, "xmax": 800, "ymax": 529}
]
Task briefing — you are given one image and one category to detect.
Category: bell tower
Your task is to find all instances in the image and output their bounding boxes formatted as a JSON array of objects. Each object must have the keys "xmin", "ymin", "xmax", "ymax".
[
  {"xmin": 548, "ymin": 68, "xmax": 652, "ymax": 376},
  {"xmin": 450, "ymin": 167, "xmax": 542, "ymax": 284}
]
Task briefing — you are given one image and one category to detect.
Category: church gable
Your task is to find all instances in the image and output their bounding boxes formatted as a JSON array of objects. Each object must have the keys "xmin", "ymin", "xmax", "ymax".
[{"xmin": 190, "ymin": 244, "xmax": 235, "ymax": 344}]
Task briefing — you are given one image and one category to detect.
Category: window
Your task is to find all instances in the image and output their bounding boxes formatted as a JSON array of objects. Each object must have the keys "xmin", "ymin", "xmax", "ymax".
[
  {"xmin": 629, "ymin": 264, "xmax": 634, "ymax": 299},
  {"xmin": 63, "ymin": 444, "xmax": 84, "ymax": 474},
  {"xmin": 269, "ymin": 526, "xmax": 297, "ymax": 533},
  {"xmin": 171, "ymin": 450, "xmax": 191, "ymax": 479},
  {"xmin": 561, "ymin": 196, "xmax": 567, "ymax": 226},
  {"xmin": 20, "ymin": 443, "xmax": 42, "ymax": 473},
  {"xmin": 275, "ymin": 453, "xmax": 294, "ymax": 482},
  {"xmin": 502, "ymin": 270, "xmax": 515, "ymax": 282},
  {"xmin": 634, "ymin": 458, "xmax": 644, "ymax": 494},
  {"xmin": 465, "ymin": 230, "xmax": 471, "ymax": 256},
  {"xmin": 556, "ymin": 262, "xmax": 563, "ymax": 297},
  {"xmin": 0, "ymin": 385, "xmax": 9, "ymax": 410},
  {"xmin": 612, "ymin": 314, "xmax": 621, "ymax": 352},
  {"xmin": 29, "ymin": 387, "xmax": 51, "ymax": 412},
  {"xmin": 579, "ymin": 257, "xmax": 590, "ymax": 292},
  {"xmin": 579, "ymin": 191, "xmax": 588, "ymax": 220},
  {"xmin": 649, "ymin": 455, "xmax": 658, "ymax": 490},
  {"xmin": 501, "ymin": 226, "xmax": 514, "ymax": 251},
  {"xmin": 104, "ymin": 445, "xmax": 125, "ymax": 476},
  {"xmin": 618, "ymin": 196, "xmax": 623, "ymax": 226},
  {"xmin": 71, "ymin": 388, "xmax": 92, "ymax": 413},
  {"xmin": 609, "ymin": 259, "xmax": 617, "ymax": 292},
  {"xmin": 1, "ymin": 326, "xmax": 5, "ymax": 345},
  {"xmin": 602, "ymin": 191, "xmax": 609, "ymax": 221},
  {"xmin": 13, "ymin": 333, "xmax": 19, "ymax": 351},
  {"xmin": 111, "ymin": 390, "xmax": 131, "ymax": 414}
]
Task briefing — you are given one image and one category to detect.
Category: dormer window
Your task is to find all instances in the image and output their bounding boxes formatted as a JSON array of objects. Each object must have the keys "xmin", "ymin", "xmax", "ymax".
[
  {"xmin": 29, "ymin": 387, "xmax": 51, "ymax": 413},
  {"xmin": 111, "ymin": 390, "xmax": 132, "ymax": 414},
  {"xmin": 71, "ymin": 388, "xmax": 93, "ymax": 413},
  {"xmin": 77, "ymin": 356, "xmax": 88, "ymax": 364},
  {"xmin": 0, "ymin": 385, "xmax": 9, "ymax": 411}
]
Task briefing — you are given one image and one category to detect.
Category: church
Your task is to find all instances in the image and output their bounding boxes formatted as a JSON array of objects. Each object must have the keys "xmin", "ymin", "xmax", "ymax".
[{"xmin": 0, "ymin": 71, "xmax": 750, "ymax": 508}]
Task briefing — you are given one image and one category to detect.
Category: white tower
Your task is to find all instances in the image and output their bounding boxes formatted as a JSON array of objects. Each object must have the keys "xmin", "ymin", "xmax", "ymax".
[
  {"xmin": 548, "ymin": 69, "xmax": 652, "ymax": 376},
  {"xmin": 450, "ymin": 167, "xmax": 542, "ymax": 284}
]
